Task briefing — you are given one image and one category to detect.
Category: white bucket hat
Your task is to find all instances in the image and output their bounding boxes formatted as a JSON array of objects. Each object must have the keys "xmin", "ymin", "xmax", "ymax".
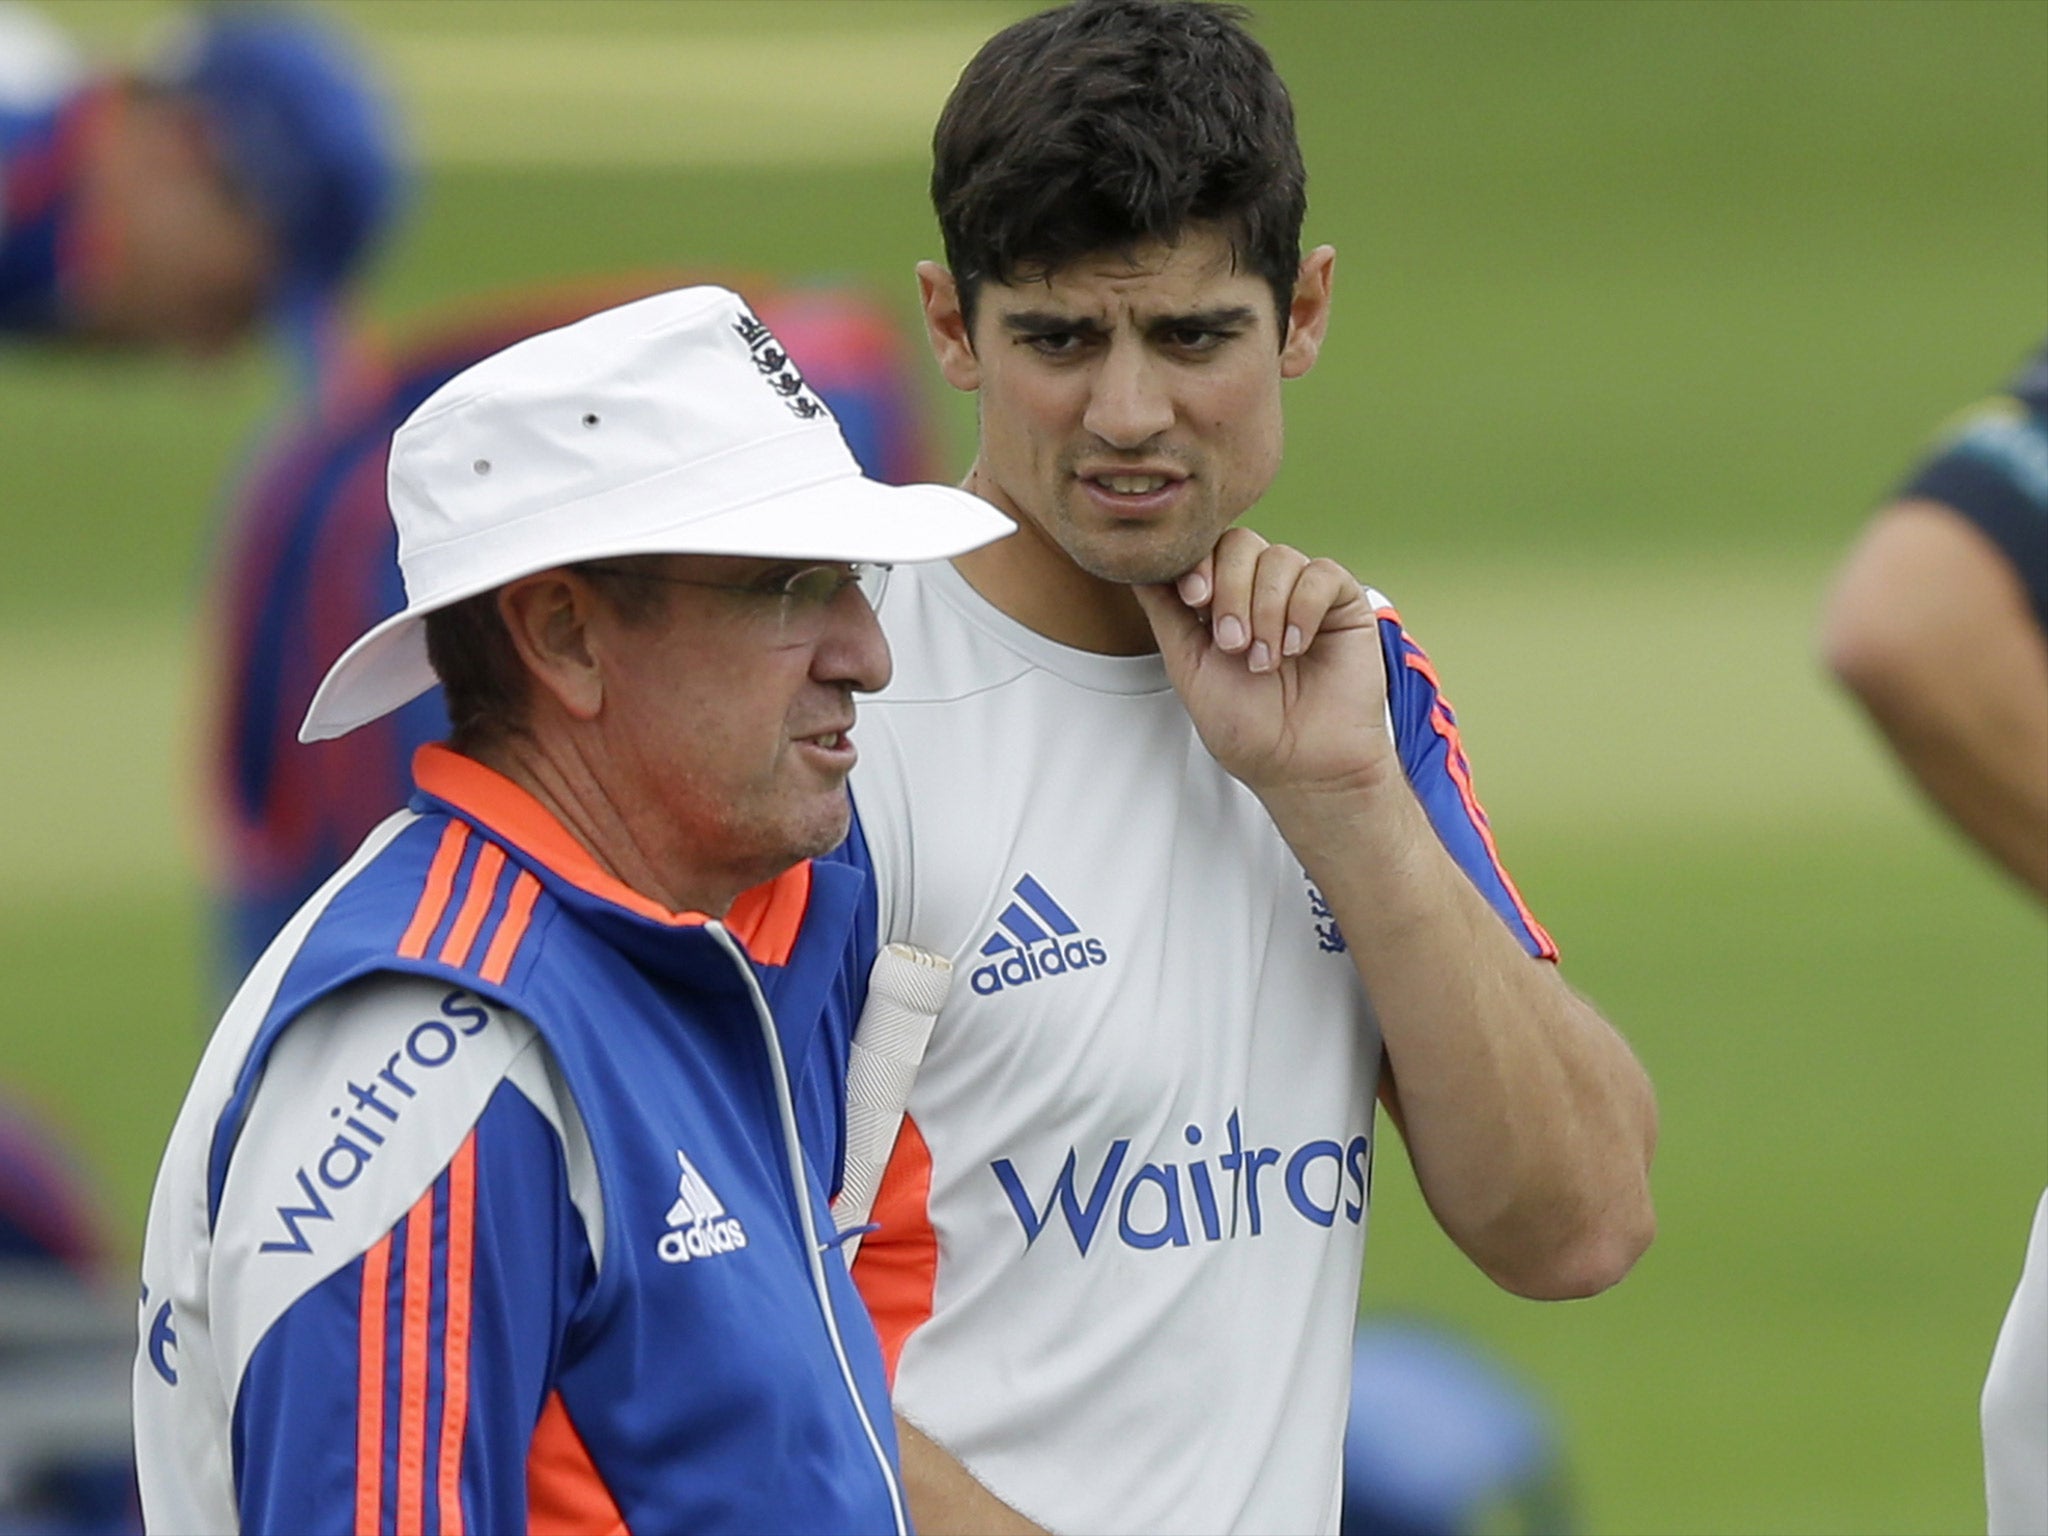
[{"xmin": 300, "ymin": 284, "xmax": 1012, "ymax": 742}]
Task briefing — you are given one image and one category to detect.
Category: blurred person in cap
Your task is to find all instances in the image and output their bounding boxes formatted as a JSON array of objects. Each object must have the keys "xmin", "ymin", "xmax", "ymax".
[
  {"xmin": 132, "ymin": 285, "xmax": 1010, "ymax": 1534},
  {"xmin": 1822, "ymin": 341, "xmax": 2048, "ymax": 1536},
  {"xmin": 0, "ymin": 0, "xmax": 397, "ymax": 372},
  {"xmin": 208, "ymin": 273, "xmax": 943, "ymax": 979}
]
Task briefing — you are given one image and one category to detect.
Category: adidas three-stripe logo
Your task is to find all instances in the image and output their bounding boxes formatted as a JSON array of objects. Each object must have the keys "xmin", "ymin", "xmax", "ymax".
[
  {"xmin": 978, "ymin": 874, "xmax": 1081, "ymax": 956},
  {"xmin": 969, "ymin": 874, "xmax": 1109, "ymax": 996}
]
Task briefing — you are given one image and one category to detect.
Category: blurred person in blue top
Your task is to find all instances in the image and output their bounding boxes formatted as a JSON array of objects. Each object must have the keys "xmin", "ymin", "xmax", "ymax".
[
  {"xmin": 1822, "ymin": 342, "xmax": 2048, "ymax": 1536},
  {"xmin": 0, "ymin": 0, "xmax": 398, "ymax": 378}
]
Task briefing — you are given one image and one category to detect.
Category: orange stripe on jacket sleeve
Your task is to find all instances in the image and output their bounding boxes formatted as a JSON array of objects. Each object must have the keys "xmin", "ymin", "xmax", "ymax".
[
  {"xmin": 849, "ymin": 1114, "xmax": 937, "ymax": 1388},
  {"xmin": 527, "ymin": 1392, "xmax": 629, "ymax": 1536},
  {"xmin": 394, "ymin": 1186, "xmax": 437, "ymax": 1536},
  {"xmin": 436, "ymin": 1135, "xmax": 477, "ymax": 1536},
  {"xmin": 399, "ymin": 823, "xmax": 471, "ymax": 960},
  {"xmin": 354, "ymin": 1234, "xmax": 393, "ymax": 1536},
  {"xmin": 478, "ymin": 871, "xmax": 542, "ymax": 985},
  {"xmin": 438, "ymin": 842, "xmax": 506, "ymax": 969}
]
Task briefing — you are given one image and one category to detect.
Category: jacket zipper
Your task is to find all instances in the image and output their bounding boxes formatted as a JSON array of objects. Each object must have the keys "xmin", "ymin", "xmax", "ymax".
[{"xmin": 707, "ymin": 922, "xmax": 910, "ymax": 1536}]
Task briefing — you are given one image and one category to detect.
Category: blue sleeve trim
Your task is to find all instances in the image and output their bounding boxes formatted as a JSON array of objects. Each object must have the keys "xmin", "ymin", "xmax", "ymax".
[
  {"xmin": 1899, "ymin": 409, "xmax": 2048, "ymax": 629},
  {"xmin": 1377, "ymin": 611, "xmax": 1557, "ymax": 960}
]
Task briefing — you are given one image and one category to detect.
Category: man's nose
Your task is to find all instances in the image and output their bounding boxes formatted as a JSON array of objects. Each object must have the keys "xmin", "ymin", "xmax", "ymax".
[
  {"xmin": 815, "ymin": 580, "xmax": 893, "ymax": 695},
  {"xmin": 1082, "ymin": 340, "xmax": 1174, "ymax": 449}
]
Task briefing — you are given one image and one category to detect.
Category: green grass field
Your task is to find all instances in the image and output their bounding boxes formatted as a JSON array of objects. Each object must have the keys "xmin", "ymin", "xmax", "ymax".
[{"xmin": 5, "ymin": 2, "xmax": 2045, "ymax": 1531}]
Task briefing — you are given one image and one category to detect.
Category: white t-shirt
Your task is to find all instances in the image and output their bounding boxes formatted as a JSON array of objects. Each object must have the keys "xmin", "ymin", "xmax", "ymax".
[
  {"xmin": 1984, "ymin": 1188, "xmax": 2048, "ymax": 1536},
  {"xmin": 847, "ymin": 560, "xmax": 1553, "ymax": 1535}
]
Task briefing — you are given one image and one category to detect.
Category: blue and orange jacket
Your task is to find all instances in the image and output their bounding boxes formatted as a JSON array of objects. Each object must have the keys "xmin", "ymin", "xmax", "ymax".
[{"xmin": 135, "ymin": 744, "xmax": 905, "ymax": 1535}]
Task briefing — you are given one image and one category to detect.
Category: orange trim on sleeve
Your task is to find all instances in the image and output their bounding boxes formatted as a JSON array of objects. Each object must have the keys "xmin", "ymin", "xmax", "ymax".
[
  {"xmin": 394, "ymin": 1187, "xmax": 437, "ymax": 1536},
  {"xmin": 436, "ymin": 1134, "xmax": 477, "ymax": 1536},
  {"xmin": 849, "ymin": 1114, "xmax": 938, "ymax": 1389},
  {"xmin": 354, "ymin": 1234, "xmax": 392, "ymax": 1536},
  {"xmin": 1400, "ymin": 648, "xmax": 1558, "ymax": 960},
  {"xmin": 399, "ymin": 822, "xmax": 471, "ymax": 960},
  {"xmin": 527, "ymin": 1391, "xmax": 630, "ymax": 1536},
  {"xmin": 479, "ymin": 871, "xmax": 543, "ymax": 985},
  {"xmin": 413, "ymin": 744, "xmax": 812, "ymax": 963},
  {"xmin": 437, "ymin": 842, "xmax": 507, "ymax": 970}
]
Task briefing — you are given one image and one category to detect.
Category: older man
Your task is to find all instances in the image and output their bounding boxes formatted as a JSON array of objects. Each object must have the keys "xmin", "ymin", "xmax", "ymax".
[{"xmin": 132, "ymin": 286, "xmax": 1010, "ymax": 1534}]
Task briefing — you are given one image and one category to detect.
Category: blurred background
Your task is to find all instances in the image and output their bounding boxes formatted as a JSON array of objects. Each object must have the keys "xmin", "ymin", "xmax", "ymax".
[{"xmin": 1, "ymin": 1, "xmax": 2042, "ymax": 1531}]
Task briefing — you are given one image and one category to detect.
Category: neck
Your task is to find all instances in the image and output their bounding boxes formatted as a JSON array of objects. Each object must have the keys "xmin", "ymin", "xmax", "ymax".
[
  {"xmin": 467, "ymin": 732, "xmax": 744, "ymax": 919},
  {"xmin": 948, "ymin": 459, "xmax": 1159, "ymax": 655}
]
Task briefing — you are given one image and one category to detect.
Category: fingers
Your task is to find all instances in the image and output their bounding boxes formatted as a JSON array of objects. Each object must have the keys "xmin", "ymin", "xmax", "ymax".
[
  {"xmin": 1132, "ymin": 578, "xmax": 1208, "ymax": 673},
  {"xmin": 1196, "ymin": 529, "xmax": 1367, "ymax": 673}
]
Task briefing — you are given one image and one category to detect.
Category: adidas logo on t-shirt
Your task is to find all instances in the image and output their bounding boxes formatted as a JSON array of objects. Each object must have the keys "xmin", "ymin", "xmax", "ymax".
[{"xmin": 969, "ymin": 874, "xmax": 1108, "ymax": 996}]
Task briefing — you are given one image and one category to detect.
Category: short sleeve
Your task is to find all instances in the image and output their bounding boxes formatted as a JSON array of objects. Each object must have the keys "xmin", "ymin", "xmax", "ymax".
[
  {"xmin": 1896, "ymin": 346, "xmax": 2048, "ymax": 630},
  {"xmin": 1374, "ymin": 597, "xmax": 1558, "ymax": 960}
]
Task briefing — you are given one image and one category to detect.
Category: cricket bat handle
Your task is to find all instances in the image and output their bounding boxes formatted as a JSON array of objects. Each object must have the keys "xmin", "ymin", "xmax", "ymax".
[{"xmin": 837, "ymin": 943, "xmax": 951, "ymax": 1263}]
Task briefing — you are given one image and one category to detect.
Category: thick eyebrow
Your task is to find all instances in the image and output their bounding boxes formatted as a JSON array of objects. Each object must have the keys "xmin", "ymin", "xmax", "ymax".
[
  {"xmin": 998, "ymin": 305, "xmax": 1261, "ymax": 337},
  {"xmin": 1000, "ymin": 309, "xmax": 1106, "ymax": 337},
  {"xmin": 1145, "ymin": 305, "xmax": 1260, "ymax": 335}
]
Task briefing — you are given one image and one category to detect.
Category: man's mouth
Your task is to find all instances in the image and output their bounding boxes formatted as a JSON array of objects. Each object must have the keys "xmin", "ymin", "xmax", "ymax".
[
  {"xmin": 1077, "ymin": 466, "xmax": 1187, "ymax": 513},
  {"xmin": 795, "ymin": 719, "xmax": 859, "ymax": 762}
]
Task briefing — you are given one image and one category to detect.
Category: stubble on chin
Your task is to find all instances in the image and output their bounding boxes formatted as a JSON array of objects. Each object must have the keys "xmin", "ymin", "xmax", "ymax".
[{"xmin": 1060, "ymin": 518, "xmax": 1222, "ymax": 589}]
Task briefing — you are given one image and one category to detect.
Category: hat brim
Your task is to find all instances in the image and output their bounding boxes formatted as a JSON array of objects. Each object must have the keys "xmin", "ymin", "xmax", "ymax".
[{"xmin": 299, "ymin": 475, "xmax": 1011, "ymax": 742}]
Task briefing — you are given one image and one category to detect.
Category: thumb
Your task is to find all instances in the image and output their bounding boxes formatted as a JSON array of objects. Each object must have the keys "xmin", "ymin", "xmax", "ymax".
[{"xmin": 1132, "ymin": 581, "xmax": 1210, "ymax": 677}]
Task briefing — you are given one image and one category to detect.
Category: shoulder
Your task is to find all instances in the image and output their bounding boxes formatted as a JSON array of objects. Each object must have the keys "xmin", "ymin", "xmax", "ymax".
[
  {"xmin": 215, "ymin": 974, "xmax": 558, "ymax": 1257},
  {"xmin": 207, "ymin": 971, "xmax": 586, "ymax": 1383}
]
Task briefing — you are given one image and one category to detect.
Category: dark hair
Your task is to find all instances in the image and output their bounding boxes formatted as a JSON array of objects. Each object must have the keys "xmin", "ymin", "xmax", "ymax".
[
  {"xmin": 932, "ymin": 0, "xmax": 1307, "ymax": 332},
  {"xmin": 423, "ymin": 558, "xmax": 673, "ymax": 754}
]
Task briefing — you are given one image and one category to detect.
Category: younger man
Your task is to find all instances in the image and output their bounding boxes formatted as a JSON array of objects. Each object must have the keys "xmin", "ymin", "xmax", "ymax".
[{"xmin": 843, "ymin": 2, "xmax": 1658, "ymax": 1531}]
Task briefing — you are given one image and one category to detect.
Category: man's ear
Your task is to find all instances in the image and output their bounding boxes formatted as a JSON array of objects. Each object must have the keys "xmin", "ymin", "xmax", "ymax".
[
  {"xmin": 498, "ymin": 572, "xmax": 604, "ymax": 722},
  {"xmin": 1279, "ymin": 245, "xmax": 1336, "ymax": 380},
  {"xmin": 917, "ymin": 261, "xmax": 982, "ymax": 393}
]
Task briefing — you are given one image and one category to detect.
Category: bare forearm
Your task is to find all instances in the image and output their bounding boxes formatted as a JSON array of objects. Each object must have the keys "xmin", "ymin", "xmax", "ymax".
[
  {"xmin": 896, "ymin": 1415, "xmax": 1049, "ymax": 1536},
  {"xmin": 1133, "ymin": 537, "xmax": 1654, "ymax": 1294},
  {"xmin": 1267, "ymin": 775, "xmax": 1657, "ymax": 1298}
]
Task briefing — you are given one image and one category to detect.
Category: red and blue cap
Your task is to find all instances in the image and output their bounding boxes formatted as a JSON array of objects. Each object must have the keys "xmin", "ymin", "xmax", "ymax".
[{"xmin": 157, "ymin": 4, "xmax": 404, "ymax": 377}]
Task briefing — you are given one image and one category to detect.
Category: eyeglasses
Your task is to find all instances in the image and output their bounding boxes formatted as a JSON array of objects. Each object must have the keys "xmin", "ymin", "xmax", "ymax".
[{"xmin": 576, "ymin": 561, "xmax": 882, "ymax": 640}]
